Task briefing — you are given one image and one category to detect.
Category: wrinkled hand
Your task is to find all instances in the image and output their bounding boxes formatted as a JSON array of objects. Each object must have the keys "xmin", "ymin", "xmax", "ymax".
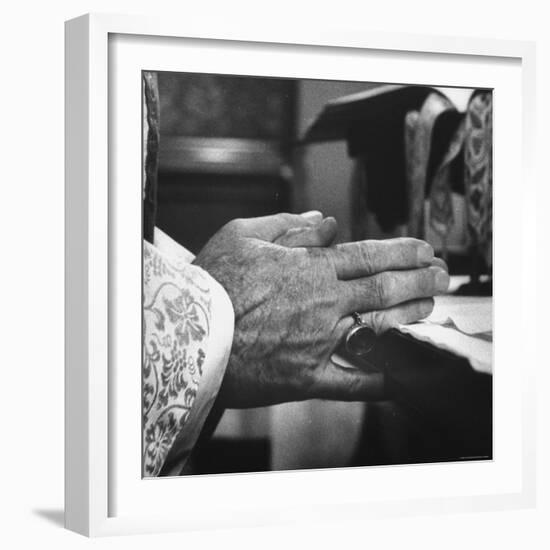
[{"xmin": 193, "ymin": 212, "xmax": 448, "ymax": 408}]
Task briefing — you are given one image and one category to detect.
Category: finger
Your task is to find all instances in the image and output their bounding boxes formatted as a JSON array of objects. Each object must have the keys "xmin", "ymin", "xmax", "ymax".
[
  {"xmin": 340, "ymin": 266, "xmax": 449, "ymax": 314},
  {"xmin": 300, "ymin": 210, "xmax": 324, "ymax": 224},
  {"xmin": 229, "ymin": 211, "xmax": 324, "ymax": 242},
  {"xmin": 335, "ymin": 298, "xmax": 435, "ymax": 339},
  {"xmin": 326, "ymin": 238, "xmax": 434, "ymax": 280},
  {"xmin": 274, "ymin": 217, "xmax": 338, "ymax": 248},
  {"xmin": 431, "ymin": 256, "xmax": 448, "ymax": 272},
  {"xmin": 308, "ymin": 361, "xmax": 385, "ymax": 401}
]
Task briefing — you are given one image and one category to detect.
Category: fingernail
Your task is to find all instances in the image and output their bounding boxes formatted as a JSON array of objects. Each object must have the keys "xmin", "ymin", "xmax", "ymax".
[
  {"xmin": 300, "ymin": 210, "xmax": 323, "ymax": 223},
  {"xmin": 417, "ymin": 243, "xmax": 434, "ymax": 264},
  {"xmin": 432, "ymin": 267, "xmax": 450, "ymax": 293},
  {"xmin": 420, "ymin": 298, "xmax": 435, "ymax": 318}
]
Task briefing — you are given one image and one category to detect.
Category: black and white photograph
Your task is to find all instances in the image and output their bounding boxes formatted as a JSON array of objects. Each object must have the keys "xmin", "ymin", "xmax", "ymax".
[{"xmin": 141, "ymin": 71, "xmax": 493, "ymax": 478}]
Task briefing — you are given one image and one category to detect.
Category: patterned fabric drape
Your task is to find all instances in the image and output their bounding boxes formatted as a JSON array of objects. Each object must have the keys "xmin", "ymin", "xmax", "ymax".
[
  {"xmin": 427, "ymin": 120, "xmax": 466, "ymax": 249},
  {"xmin": 142, "ymin": 240, "xmax": 212, "ymax": 476},
  {"xmin": 464, "ymin": 92, "xmax": 493, "ymax": 269},
  {"xmin": 404, "ymin": 92, "xmax": 456, "ymax": 239},
  {"xmin": 404, "ymin": 89, "xmax": 492, "ymax": 268}
]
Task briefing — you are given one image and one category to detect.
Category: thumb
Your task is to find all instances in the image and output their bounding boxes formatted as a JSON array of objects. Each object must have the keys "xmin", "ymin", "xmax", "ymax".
[
  {"xmin": 310, "ymin": 359, "xmax": 385, "ymax": 401},
  {"xmin": 234, "ymin": 211, "xmax": 324, "ymax": 242}
]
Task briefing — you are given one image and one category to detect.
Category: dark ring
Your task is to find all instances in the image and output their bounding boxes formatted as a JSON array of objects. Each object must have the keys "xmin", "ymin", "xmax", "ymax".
[{"xmin": 345, "ymin": 312, "xmax": 377, "ymax": 356}]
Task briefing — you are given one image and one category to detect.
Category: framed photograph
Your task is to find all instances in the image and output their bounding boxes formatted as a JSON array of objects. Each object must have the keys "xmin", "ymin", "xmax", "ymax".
[{"xmin": 65, "ymin": 13, "xmax": 536, "ymax": 536}]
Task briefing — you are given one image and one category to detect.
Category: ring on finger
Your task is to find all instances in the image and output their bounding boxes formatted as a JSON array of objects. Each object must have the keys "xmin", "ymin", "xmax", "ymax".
[{"xmin": 345, "ymin": 312, "xmax": 377, "ymax": 357}]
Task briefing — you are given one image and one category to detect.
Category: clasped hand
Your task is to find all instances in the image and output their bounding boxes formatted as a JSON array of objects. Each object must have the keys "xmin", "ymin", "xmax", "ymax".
[{"xmin": 193, "ymin": 212, "xmax": 448, "ymax": 408}]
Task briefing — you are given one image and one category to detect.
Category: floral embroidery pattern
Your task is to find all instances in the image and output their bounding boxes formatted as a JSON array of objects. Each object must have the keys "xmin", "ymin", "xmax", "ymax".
[
  {"xmin": 164, "ymin": 290, "xmax": 207, "ymax": 346},
  {"xmin": 144, "ymin": 410, "xmax": 188, "ymax": 476},
  {"xmin": 464, "ymin": 92, "xmax": 492, "ymax": 268},
  {"xmin": 142, "ymin": 241, "xmax": 211, "ymax": 476},
  {"xmin": 156, "ymin": 343, "xmax": 203, "ymax": 407}
]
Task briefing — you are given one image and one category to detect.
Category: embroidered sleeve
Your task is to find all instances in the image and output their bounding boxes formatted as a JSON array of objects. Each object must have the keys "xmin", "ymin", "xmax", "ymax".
[{"xmin": 142, "ymin": 238, "xmax": 233, "ymax": 477}]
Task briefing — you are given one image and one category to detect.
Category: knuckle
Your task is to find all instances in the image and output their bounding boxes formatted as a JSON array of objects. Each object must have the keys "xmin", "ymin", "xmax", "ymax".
[
  {"xmin": 357, "ymin": 242, "xmax": 374, "ymax": 271},
  {"xmin": 278, "ymin": 212, "xmax": 294, "ymax": 223},
  {"xmin": 224, "ymin": 218, "xmax": 245, "ymax": 235},
  {"xmin": 277, "ymin": 212, "xmax": 299, "ymax": 228},
  {"xmin": 320, "ymin": 247, "xmax": 339, "ymax": 277},
  {"xmin": 373, "ymin": 272, "xmax": 392, "ymax": 305}
]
